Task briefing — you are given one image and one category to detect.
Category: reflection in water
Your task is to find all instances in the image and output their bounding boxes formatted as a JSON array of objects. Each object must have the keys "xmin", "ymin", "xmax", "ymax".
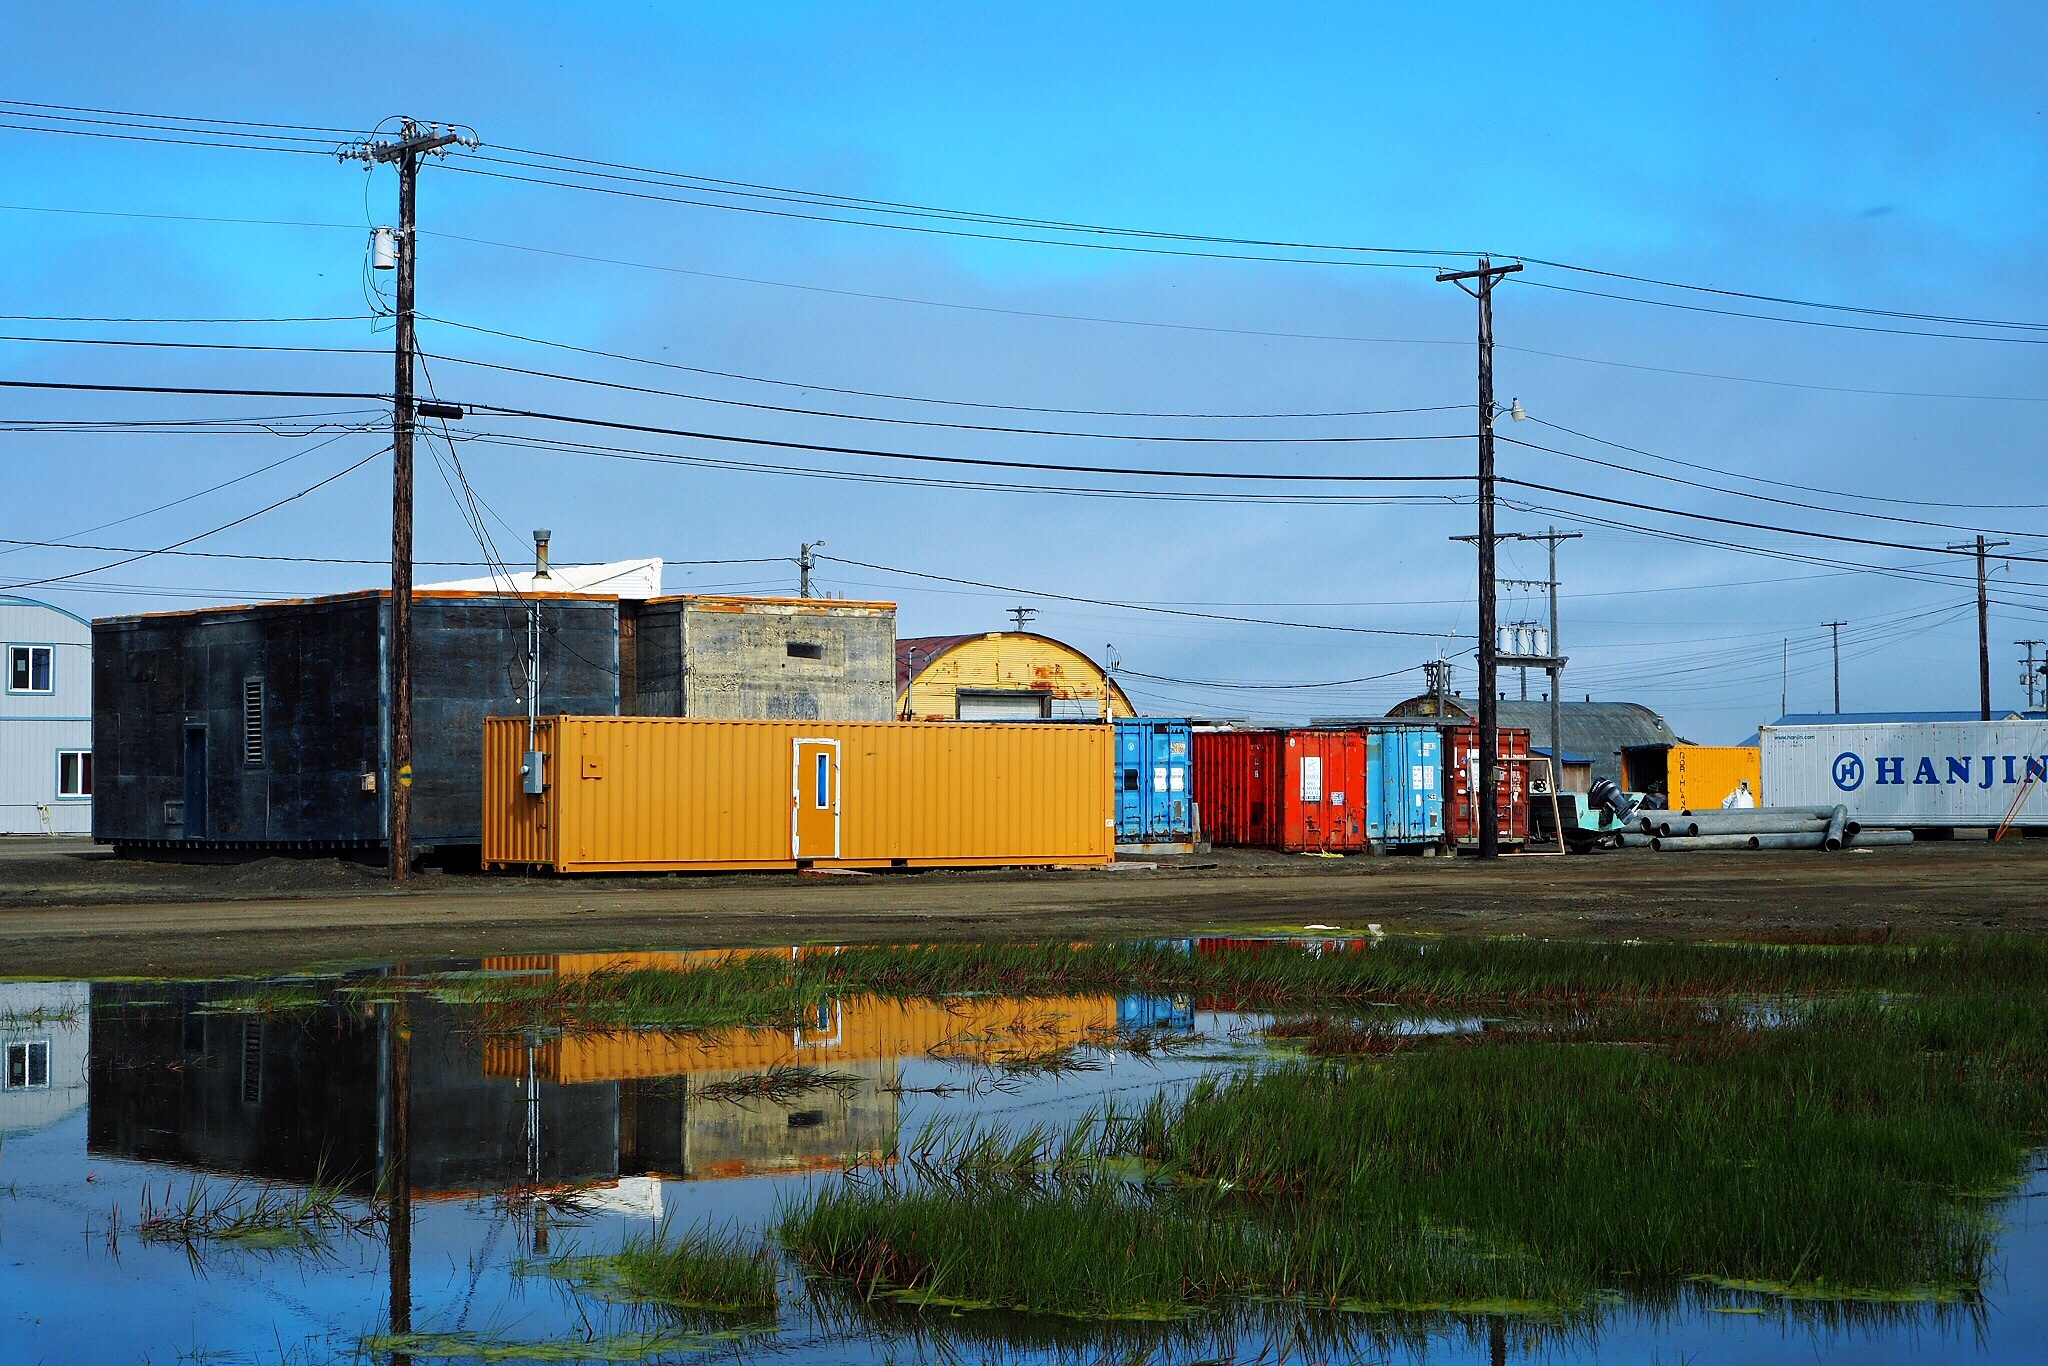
[{"xmin": 0, "ymin": 950, "xmax": 2030, "ymax": 1363}]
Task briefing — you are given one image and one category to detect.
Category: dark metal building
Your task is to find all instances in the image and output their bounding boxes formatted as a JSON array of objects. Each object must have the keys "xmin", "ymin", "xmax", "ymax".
[{"xmin": 92, "ymin": 590, "xmax": 619, "ymax": 854}]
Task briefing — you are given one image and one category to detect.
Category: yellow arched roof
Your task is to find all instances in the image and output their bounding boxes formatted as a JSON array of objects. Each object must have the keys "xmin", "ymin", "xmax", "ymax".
[{"xmin": 895, "ymin": 631, "xmax": 1135, "ymax": 720}]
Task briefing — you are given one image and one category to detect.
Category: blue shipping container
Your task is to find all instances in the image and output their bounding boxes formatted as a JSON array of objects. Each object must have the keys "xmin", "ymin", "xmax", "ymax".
[
  {"xmin": 1114, "ymin": 719, "xmax": 1194, "ymax": 844},
  {"xmin": 1366, "ymin": 723, "xmax": 1445, "ymax": 847}
]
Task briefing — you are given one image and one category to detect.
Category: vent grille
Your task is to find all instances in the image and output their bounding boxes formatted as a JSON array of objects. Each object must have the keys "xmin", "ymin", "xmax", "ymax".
[
  {"xmin": 239, "ymin": 1019, "xmax": 262, "ymax": 1104},
  {"xmin": 242, "ymin": 678, "xmax": 265, "ymax": 766}
]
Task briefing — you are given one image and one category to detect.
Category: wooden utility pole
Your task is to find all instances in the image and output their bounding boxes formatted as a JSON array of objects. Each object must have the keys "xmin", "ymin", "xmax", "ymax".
[
  {"xmin": 1437, "ymin": 258, "xmax": 1522, "ymax": 858},
  {"xmin": 1950, "ymin": 535, "xmax": 2009, "ymax": 720},
  {"xmin": 342, "ymin": 119, "xmax": 474, "ymax": 881},
  {"xmin": 1823, "ymin": 620, "xmax": 1846, "ymax": 713}
]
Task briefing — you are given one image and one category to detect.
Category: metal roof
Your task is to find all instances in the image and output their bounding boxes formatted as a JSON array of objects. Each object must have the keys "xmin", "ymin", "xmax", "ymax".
[
  {"xmin": 1768, "ymin": 711, "xmax": 2023, "ymax": 726},
  {"xmin": 1320, "ymin": 696, "xmax": 1683, "ymax": 784},
  {"xmin": 0, "ymin": 595, "xmax": 90, "ymax": 629}
]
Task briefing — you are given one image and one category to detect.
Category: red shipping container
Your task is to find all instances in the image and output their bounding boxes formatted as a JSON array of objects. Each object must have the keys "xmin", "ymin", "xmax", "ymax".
[
  {"xmin": 1441, "ymin": 724, "xmax": 1531, "ymax": 848},
  {"xmin": 1192, "ymin": 730, "xmax": 1368, "ymax": 852}
]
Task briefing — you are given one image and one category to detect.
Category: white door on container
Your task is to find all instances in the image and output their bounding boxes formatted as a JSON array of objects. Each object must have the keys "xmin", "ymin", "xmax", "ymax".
[{"xmin": 792, "ymin": 739, "xmax": 841, "ymax": 859}]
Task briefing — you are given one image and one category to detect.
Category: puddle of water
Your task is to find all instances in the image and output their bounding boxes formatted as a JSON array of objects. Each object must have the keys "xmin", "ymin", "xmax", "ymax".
[{"xmin": 0, "ymin": 946, "xmax": 2042, "ymax": 1364}]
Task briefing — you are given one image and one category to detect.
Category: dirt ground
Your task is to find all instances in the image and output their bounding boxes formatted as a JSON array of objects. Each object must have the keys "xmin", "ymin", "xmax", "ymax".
[{"xmin": 5, "ymin": 834, "xmax": 2048, "ymax": 979}]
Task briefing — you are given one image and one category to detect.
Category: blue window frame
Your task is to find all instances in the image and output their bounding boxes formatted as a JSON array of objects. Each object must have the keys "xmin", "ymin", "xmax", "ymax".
[
  {"xmin": 814, "ymin": 752, "xmax": 831, "ymax": 808},
  {"xmin": 56, "ymin": 749, "xmax": 92, "ymax": 799},
  {"xmin": 7, "ymin": 644, "xmax": 54, "ymax": 694}
]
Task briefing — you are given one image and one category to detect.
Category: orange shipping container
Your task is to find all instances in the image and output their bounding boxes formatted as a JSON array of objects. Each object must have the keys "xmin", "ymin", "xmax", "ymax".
[{"xmin": 483, "ymin": 716, "xmax": 1115, "ymax": 872}]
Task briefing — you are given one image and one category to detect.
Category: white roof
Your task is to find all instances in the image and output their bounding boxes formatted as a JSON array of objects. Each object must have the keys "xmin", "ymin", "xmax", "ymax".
[{"xmin": 419, "ymin": 558, "xmax": 663, "ymax": 598}]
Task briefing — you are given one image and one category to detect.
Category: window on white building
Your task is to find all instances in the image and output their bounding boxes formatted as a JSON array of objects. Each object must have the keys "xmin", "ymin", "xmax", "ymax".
[
  {"xmin": 7, "ymin": 644, "xmax": 53, "ymax": 694},
  {"xmin": 4, "ymin": 1039, "xmax": 50, "ymax": 1089},
  {"xmin": 58, "ymin": 750, "xmax": 93, "ymax": 798}
]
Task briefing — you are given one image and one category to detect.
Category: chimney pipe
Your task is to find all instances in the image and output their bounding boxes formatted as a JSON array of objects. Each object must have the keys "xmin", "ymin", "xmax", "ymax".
[{"xmin": 534, "ymin": 529, "xmax": 552, "ymax": 581}]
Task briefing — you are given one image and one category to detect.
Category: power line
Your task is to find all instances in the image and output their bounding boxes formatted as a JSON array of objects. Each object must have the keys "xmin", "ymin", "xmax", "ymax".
[
  {"xmin": 819, "ymin": 554, "xmax": 1454, "ymax": 638},
  {"xmin": 455, "ymin": 427, "xmax": 1467, "ymax": 508},
  {"xmin": 1116, "ymin": 660, "xmax": 1450, "ymax": 690},
  {"xmin": 1521, "ymin": 414, "xmax": 2048, "ymax": 513},
  {"xmin": 7, "ymin": 99, "xmax": 2043, "ymax": 342},
  {"xmin": 0, "ymin": 445, "xmax": 388, "ymax": 591},
  {"xmin": 1510, "ymin": 276, "xmax": 2048, "ymax": 346},
  {"xmin": 420, "ymin": 315, "xmax": 1459, "ymax": 421},
  {"xmin": 424, "ymin": 347, "xmax": 1468, "ymax": 443},
  {"xmin": 0, "ymin": 333, "xmax": 388, "ymax": 356},
  {"xmin": 1507, "ymin": 424, "xmax": 2048, "ymax": 535}
]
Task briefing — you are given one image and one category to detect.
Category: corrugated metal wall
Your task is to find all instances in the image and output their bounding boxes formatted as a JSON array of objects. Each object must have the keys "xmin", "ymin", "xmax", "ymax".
[
  {"xmin": 1, "ymin": 598, "xmax": 92, "ymax": 835},
  {"xmin": 485, "ymin": 716, "xmax": 1114, "ymax": 872}
]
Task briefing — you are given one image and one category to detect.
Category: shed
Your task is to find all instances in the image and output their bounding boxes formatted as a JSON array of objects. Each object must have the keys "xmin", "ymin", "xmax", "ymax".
[
  {"xmin": 631, "ymin": 595, "xmax": 896, "ymax": 721},
  {"xmin": 92, "ymin": 590, "xmax": 619, "ymax": 855},
  {"xmin": 1, "ymin": 596, "xmax": 92, "ymax": 834},
  {"xmin": 897, "ymin": 632, "xmax": 1135, "ymax": 721}
]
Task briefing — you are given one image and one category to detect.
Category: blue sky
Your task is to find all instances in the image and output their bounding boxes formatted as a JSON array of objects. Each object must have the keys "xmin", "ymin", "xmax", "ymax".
[{"xmin": 2, "ymin": 2, "xmax": 2044, "ymax": 739}]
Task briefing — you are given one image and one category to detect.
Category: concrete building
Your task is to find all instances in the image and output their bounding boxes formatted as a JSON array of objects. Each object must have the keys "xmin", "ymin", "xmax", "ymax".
[
  {"xmin": 898, "ymin": 631, "xmax": 1135, "ymax": 721},
  {"xmin": 1, "ymin": 597, "xmax": 92, "ymax": 835},
  {"xmin": 630, "ymin": 595, "xmax": 896, "ymax": 721}
]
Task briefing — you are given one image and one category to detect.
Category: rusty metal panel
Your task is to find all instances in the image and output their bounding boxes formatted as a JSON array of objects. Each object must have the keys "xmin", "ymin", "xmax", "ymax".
[
  {"xmin": 1442, "ymin": 724, "xmax": 1531, "ymax": 847},
  {"xmin": 1192, "ymin": 730, "xmax": 1367, "ymax": 851},
  {"xmin": 1280, "ymin": 730, "xmax": 1369, "ymax": 852},
  {"xmin": 896, "ymin": 633, "xmax": 1134, "ymax": 720},
  {"xmin": 484, "ymin": 716, "xmax": 1114, "ymax": 872},
  {"xmin": 1191, "ymin": 730, "xmax": 1282, "ymax": 847}
]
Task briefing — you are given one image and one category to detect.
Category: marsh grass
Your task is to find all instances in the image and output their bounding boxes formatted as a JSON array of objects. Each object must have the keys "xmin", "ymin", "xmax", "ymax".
[
  {"xmin": 423, "ymin": 936, "xmax": 2048, "ymax": 1038},
  {"xmin": 136, "ymin": 1172, "xmax": 374, "ymax": 1255},
  {"xmin": 545, "ymin": 1221, "xmax": 779, "ymax": 1315},
  {"xmin": 695, "ymin": 1065, "xmax": 862, "ymax": 1106},
  {"xmin": 359, "ymin": 1327, "xmax": 766, "ymax": 1362},
  {"xmin": 196, "ymin": 982, "xmax": 333, "ymax": 1016},
  {"xmin": 782, "ymin": 985, "xmax": 2048, "ymax": 1321}
]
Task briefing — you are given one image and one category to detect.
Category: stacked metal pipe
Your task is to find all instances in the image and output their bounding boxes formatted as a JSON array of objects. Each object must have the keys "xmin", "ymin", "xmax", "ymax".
[{"xmin": 1638, "ymin": 805, "xmax": 1913, "ymax": 853}]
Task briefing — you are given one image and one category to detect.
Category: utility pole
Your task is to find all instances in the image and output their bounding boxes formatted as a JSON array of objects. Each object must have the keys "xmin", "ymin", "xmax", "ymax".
[
  {"xmin": 342, "ymin": 118, "xmax": 477, "ymax": 883},
  {"xmin": 1949, "ymin": 535, "xmax": 2009, "ymax": 720},
  {"xmin": 1823, "ymin": 621, "xmax": 1846, "ymax": 714},
  {"xmin": 1781, "ymin": 638, "xmax": 1788, "ymax": 719},
  {"xmin": 1009, "ymin": 605, "xmax": 1038, "ymax": 632},
  {"xmin": 2019, "ymin": 640, "xmax": 2047, "ymax": 712},
  {"xmin": 798, "ymin": 541, "xmax": 825, "ymax": 598},
  {"xmin": 1463, "ymin": 527, "xmax": 1576, "ymax": 804},
  {"xmin": 1437, "ymin": 257, "xmax": 1522, "ymax": 858}
]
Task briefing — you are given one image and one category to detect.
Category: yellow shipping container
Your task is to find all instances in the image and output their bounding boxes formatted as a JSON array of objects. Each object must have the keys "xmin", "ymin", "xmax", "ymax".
[
  {"xmin": 1622, "ymin": 743, "xmax": 1763, "ymax": 810},
  {"xmin": 483, "ymin": 716, "xmax": 1115, "ymax": 872}
]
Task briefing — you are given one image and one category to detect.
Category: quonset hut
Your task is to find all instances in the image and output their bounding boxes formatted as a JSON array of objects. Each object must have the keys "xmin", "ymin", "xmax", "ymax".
[
  {"xmin": 92, "ymin": 590, "xmax": 620, "ymax": 857},
  {"xmin": 896, "ymin": 632, "xmax": 1134, "ymax": 721}
]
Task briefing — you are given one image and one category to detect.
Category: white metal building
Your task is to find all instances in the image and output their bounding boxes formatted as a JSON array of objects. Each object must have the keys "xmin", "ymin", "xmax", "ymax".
[
  {"xmin": 0, "ymin": 982, "xmax": 90, "ymax": 1138},
  {"xmin": 1, "ymin": 597, "xmax": 92, "ymax": 835}
]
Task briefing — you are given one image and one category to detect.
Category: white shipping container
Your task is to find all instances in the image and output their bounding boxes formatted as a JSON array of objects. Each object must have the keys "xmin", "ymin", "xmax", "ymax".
[{"xmin": 1761, "ymin": 721, "xmax": 2048, "ymax": 828}]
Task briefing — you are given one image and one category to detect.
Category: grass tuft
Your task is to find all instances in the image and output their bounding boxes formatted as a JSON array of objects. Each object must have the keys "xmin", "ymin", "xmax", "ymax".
[{"xmin": 545, "ymin": 1220, "xmax": 779, "ymax": 1315}]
